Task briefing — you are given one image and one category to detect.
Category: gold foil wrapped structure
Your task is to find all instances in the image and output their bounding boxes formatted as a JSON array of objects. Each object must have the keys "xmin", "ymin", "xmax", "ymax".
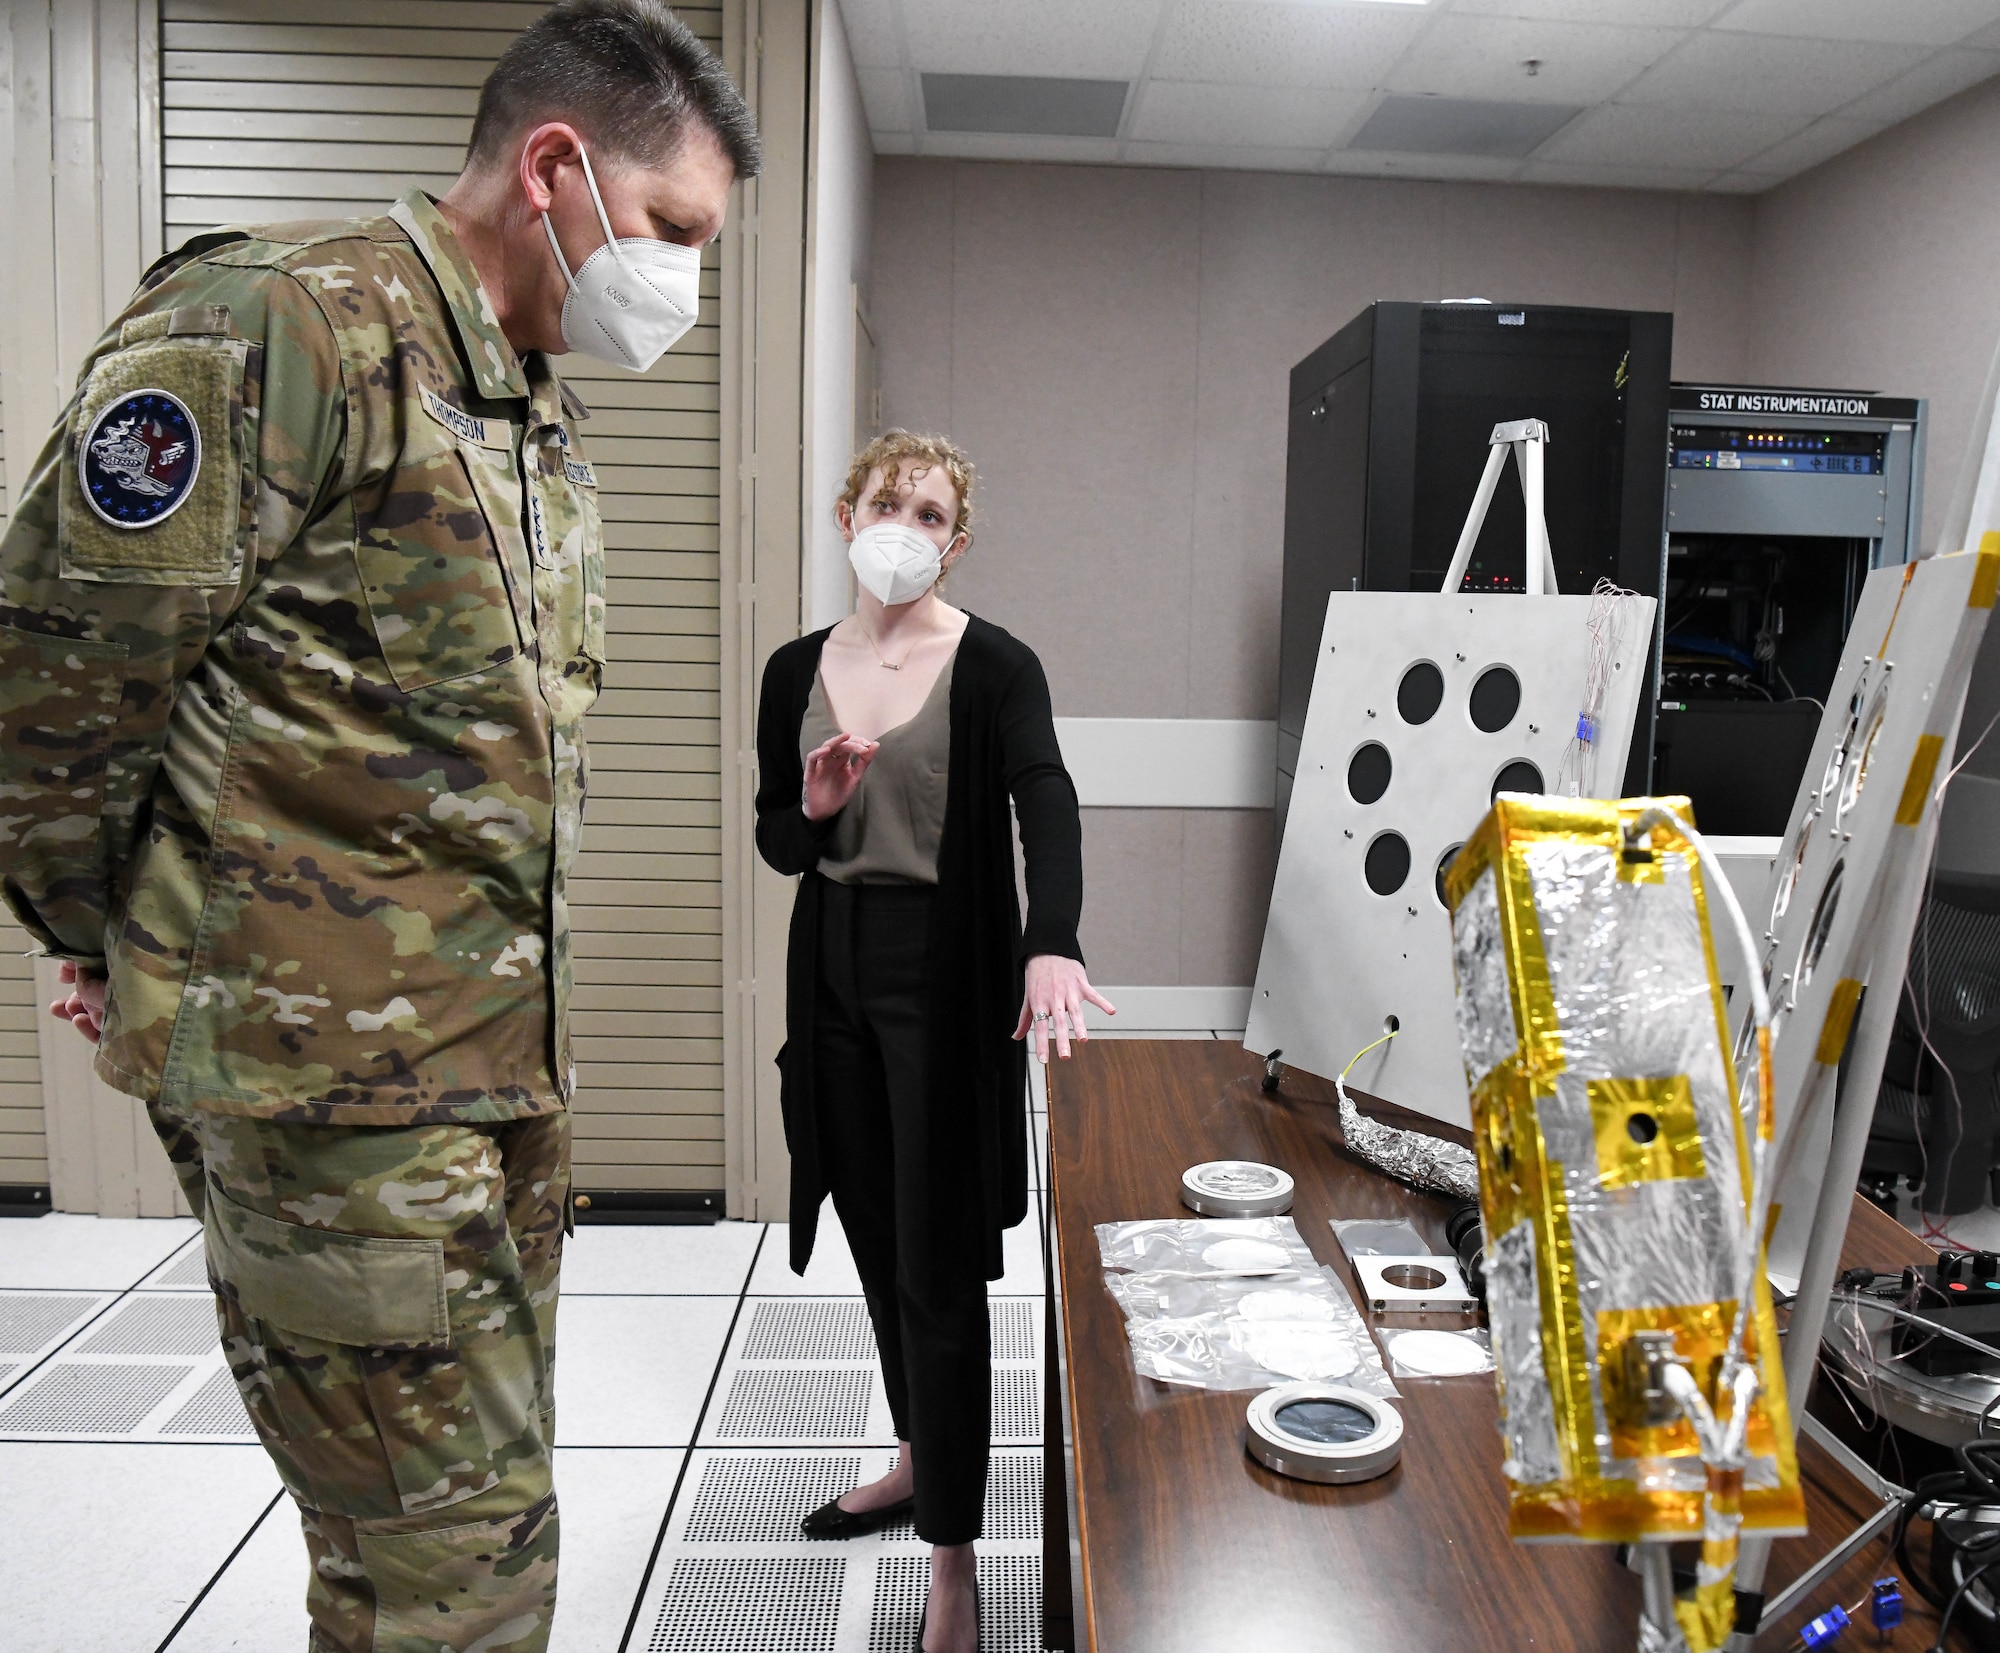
[{"xmin": 1444, "ymin": 796, "xmax": 1803, "ymax": 1559}]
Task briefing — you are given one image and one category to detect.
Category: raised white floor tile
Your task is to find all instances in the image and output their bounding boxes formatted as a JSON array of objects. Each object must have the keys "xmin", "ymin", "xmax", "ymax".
[
  {"xmin": 750, "ymin": 1212, "xmax": 865, "ymax": 1297},
  {"xmin": 161, "ymin": 1492, "xmax": 305, "ymax": 1651},
  {"xmin": 751, "ymin": 1208, "xmax": 1044, "ymax": 1298},
  {"xmin": 0, "ymin": 1213, "xmax": 199, "ymax": 1290},
  {"xmin": 0, "ymin": 1442, "xmax": 280, "ymax": 1652},
  {"xmin": 553, "ymin": 1294, "xmax": 735, "ymax": 1447},
  {"xmin": 560, "ymin": 1218, "xmax": 764, "ymax": 1297},
  {"xmin": 547, "ymin": 1447, "xmax": 683, "ymax": 1653}
]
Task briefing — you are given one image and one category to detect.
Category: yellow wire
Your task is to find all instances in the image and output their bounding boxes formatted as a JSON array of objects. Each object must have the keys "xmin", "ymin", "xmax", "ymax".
[{"xmin": 1339, "ymin": 1027, "xmax": 1400, "ymax": 1081}]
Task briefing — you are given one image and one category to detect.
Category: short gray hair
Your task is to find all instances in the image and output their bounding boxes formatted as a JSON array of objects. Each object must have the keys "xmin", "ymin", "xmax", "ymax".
[{"xmin": 469, "ymin": 0, "xmax": 761, "ymax": 179}]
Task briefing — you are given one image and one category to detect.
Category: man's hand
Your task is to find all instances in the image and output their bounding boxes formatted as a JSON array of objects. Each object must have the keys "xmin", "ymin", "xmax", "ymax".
[{"xmin": 47, "ymin": 960, "xmax": 106, "ymax": 1045}]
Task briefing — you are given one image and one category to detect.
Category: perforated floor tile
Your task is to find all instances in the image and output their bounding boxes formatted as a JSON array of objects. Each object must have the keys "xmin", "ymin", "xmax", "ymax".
[
  {"xmin": 876, "ymin": 1452, "xmax": 1040, "ymax": 1544},
  {"xmin": 0, "ymin": 1291, "xmax": 111, "ymax": 1357},
  {"xmin": 715, "ymin": 1368, "xmax": 875, "ymax": 1441},
  {"xmin": 141, "ymin": 1242, "xmax": 212, "ymax": 1291},
  {"xmin": 867, "ymin": 1553, "xmax": 1041, "ymax": 1653},
  {"xmin": 742, "ymin": 1300, "xmax": 875, "ymax": 1362},
  {"xmin": 76, "ymin": 1293, "xmax": 218, "ymax": 1356},
  {"xmin": 0, "ymin": 1361, "xmax": 195, "ymax": 1434},
  {"xmin": 989, "ymin": 1300, "xmax": 1035, "ymax": 1361},
  {"xmin": 681, "ymin": 1454, "xmax": 862, "ymax": 1543},
  {"xmin": 646, "ymin": 1554, "xmax": 846, "ymax": 1651},
  {"xmin": 160, "ymin": 1366, "xmax": 254, "ymax": 1437},
  {"xmin": 990, "ymin": 1369, "xmax": 1039, "ymax": 1443}
]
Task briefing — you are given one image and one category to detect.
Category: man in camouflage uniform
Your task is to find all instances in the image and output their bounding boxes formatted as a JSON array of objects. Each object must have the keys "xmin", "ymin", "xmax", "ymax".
[{"xmin": 0, "ymin": 4, "xmax": 758, "ymax": 1648}]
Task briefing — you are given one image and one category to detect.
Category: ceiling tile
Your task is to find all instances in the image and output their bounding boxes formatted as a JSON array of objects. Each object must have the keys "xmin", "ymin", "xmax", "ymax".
[
  {"xmin": 1452, "ymin": 0, "xmax": 1730, "ymax": 21},
  {"xmin": 1386, "ymin": 15, "xmax": 1687, "ymax": 104},
  {"xmin": 1618, "ymin": 32, "xmax": 1930, "ymax": 115},
  {"xmin": 1515, "ymin": 157, "xmax": 1717, "ymax": 189},
  {"xmin": 1537, "ymin": 100, "xmax": 1801, "ymax": 169},
  {"xmin": 1322, "ymin": 149, "xmax": 1522, "ymax": 181},
  {"xmin": 1732, "ymin": 114, "xmax": 1888, "ymax": 177},
  {"xmin": 915, "ymin": 130, "xmax": 1124, "ymax": 164},
  {"xmin": 1149, "ymin": 0, "xmax": 1430, "ymax": 90},
  {"xmin": 835, "ymin": 0, "xmax": 902, "ymax": 70},
  {"xmin": 900, "ymin": 0, "xmax": 1168, "ymax": 81},
  {"xmin": 873, "ymin": 132, "xmax": 918, "ymax": 154},
  {"xmin": 1130, "ymin": 80, "xmax": 1371, "ymax": 148},
  {"xmin": 1118, "ymin": 139, "xmax": 1333, "ymax": 172},
  {"xmin": 1841, "ymin": 46, "xmax": 2000, "ymax": 124},
  {"xmin": 856, "ymin": 67, "xmax": 913, "ymax": 133},
  {"xmin": 1711, "ymin": 0, "xmax": 2000, "ymax": 48}
]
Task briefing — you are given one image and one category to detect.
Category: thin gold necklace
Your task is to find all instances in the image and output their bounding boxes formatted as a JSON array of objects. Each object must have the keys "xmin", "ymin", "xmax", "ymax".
[{"xmin": 858, "ymin": 617, "xmax": 913, "ymax": 670}]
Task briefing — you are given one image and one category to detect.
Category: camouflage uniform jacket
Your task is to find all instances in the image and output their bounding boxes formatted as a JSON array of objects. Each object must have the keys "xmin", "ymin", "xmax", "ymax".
[{"xmin": 0, "ymin": 190, "xmax": 604, "ymax": 1124}]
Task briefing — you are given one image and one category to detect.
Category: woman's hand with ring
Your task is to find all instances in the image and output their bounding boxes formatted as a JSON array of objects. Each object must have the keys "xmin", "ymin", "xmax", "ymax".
[
  {"xmin": 1013, "ymin": 954, "xmax": 1115, "ymax": 1063},
  {"xmin": 802, "ymin": 732, "xmax": 879, "ymax": 821}
]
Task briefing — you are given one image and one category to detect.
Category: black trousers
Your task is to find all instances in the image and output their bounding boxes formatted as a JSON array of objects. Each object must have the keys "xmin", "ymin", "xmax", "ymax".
[{"xmin": 814, "ymin": 880, "xmax": 991, "ymax": 1545}]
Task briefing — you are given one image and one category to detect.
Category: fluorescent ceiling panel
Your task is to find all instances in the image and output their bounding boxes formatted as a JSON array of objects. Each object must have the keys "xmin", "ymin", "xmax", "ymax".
[
  {"xmin": 1349, "ymin": 94, "xmax": 1584, "ymax": 156},
  {"xmin": 922, "ymin": 73, "xmax": 1130, "ymax": 137}
]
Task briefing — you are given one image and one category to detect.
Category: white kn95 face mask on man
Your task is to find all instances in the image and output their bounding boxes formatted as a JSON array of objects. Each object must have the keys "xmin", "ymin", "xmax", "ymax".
[
  {"xmin": 849, "ymin": 523, "xmax": 954, "ymax": 606},
  {"xmin": 542, "ymin": 144, "xmax": 702, "ymax": 371}
]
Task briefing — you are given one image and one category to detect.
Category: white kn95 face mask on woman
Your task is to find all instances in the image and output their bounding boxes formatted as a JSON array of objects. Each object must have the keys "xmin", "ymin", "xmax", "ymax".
[
  {"xmin": 542, "ymin": 144, "xmax": 702, "ymax": 371},
  {"xmin": 849, "ymin": 523, "xmax": 953, "ymax": 606}
]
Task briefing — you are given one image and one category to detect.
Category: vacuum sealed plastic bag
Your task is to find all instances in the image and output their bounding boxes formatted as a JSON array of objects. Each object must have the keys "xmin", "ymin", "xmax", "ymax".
[
  {"xmin": 1330, "ymin": 1217, "xmax": 1430, "ymax": 1259},
  {"xmin": 1096, "ymin": 1218, "xmax": 1398, "ymax": 1397},
  {"xmin": 1378, "ymin": 1326, "xmax": 1494, "ymax": 1379}
]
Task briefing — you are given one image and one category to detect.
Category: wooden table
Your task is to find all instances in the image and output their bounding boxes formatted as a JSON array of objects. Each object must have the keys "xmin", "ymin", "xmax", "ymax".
[{"xmin": 1044, "ymin": 1039, "xmax": 1969, "ymax": 1652}]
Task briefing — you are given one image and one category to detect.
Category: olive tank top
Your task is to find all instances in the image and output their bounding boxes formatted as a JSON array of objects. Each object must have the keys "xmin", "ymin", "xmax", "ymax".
[{"xmin": 799, "ymin": 649, "xmax": 957, "ymax": 885}]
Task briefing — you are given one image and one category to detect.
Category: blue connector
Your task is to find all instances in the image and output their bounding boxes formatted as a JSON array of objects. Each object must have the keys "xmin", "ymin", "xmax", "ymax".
[
  {"xmin": 1575, "ymin": 713, "xmax": 1595, "ymax": 743},
  {"xmin": 1870, "ymin": 1577, "xmax": 1903, "ymax": 1633},
  {"xmin": 1800, "ymin": 1603, "xmax": 1850, "ymax": 1648}
]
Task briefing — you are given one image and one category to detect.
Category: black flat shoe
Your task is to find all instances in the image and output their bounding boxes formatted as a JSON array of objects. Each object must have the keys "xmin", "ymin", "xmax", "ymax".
[{"xmin": 799, "ymin": 1493, "xmax": 914, "ymax": 1539}]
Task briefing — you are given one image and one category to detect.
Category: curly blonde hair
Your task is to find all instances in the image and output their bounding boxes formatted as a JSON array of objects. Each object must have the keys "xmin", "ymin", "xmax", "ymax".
[{"xmin": 838, "ymin": 430, "xmax": 976, "ymax": 545}]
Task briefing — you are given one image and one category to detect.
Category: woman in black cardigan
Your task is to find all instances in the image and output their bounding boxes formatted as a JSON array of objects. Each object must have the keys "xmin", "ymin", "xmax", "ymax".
[{"xmin": 755, "ymin": 432, "xmax": 1111, "ymax": 1653}]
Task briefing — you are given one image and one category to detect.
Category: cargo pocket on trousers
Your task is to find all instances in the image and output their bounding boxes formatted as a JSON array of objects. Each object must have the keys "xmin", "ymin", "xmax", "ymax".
[{"xmin": 204, "ymin": 1186, "xmax": 501, "ymax": 1520}]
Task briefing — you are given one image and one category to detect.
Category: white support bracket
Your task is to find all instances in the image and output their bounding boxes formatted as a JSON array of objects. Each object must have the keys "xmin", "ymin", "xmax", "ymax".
[{"xmin": 1440, "ymin": 418, "xmax": 1560, "ymax": 596}]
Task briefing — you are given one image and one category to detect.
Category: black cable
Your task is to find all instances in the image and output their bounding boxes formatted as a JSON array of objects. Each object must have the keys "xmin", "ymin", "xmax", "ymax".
[{"xmin": 1934, "ymin": 1549, "xmax": 2000, "ymax": 1650}]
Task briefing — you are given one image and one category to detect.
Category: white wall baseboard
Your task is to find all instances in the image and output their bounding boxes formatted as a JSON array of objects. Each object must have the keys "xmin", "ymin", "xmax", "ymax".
[
  {"xmin": 1054, "ymin": 718, "xmax": 1275, "ymax": 809},
  {"xmin": 1085, "ymin": 984, "xmax": 1253, "ymax": 1031}
]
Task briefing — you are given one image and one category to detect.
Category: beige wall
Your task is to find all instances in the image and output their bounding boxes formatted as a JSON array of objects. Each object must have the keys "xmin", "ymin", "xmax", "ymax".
[
  {"xmin": 870, "ymin": 158, "xmax": 1756, "ymax": 986},
  {"xmin": 1749, "ymin": 74, "xmax": 2000, "ymax": 556}
]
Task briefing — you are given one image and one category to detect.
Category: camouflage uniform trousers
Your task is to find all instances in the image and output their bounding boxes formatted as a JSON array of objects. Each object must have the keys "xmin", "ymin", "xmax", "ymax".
[{"xmin": 148, "ymin": 1098, "xmax": 569, "ymax": 1653}]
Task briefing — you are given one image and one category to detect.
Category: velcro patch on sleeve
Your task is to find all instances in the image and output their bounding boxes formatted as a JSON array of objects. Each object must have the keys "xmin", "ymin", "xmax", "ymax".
[
  {"xmin": 58, "ymin": 336, "xmax": 245, "ymax": 586},
  {"xmin": 563, "ymin": 456, "xmax": 597, "ymax": 488}
]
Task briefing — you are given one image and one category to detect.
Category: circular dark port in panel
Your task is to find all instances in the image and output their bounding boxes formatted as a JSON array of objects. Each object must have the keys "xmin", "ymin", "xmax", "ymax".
[
  {"xmin": 1627, "ymin": 1112, "xmax": 1659, "ymax": 1146},
  {"xmin": 1397, "ymin": 661, "xmax": 1445, "ymax": 726},
  {"xmin": 1347, "ymin": 742, "xmax": 1392, "ymax": 805},
  {"xmin": 1469, "ymin": 665, "xmax": 1522, "ymax": 733},
  {"xmin": 1364, "ymin": 831, "xmax": 1411, "ymax": 896},
  {"xmin": 1491, "ymin": 760, "xmax": 1544, "ymax": 801},
  {"xmin": 1435, "ymin": 842, "xmax": 1464, "ymax": 907}
]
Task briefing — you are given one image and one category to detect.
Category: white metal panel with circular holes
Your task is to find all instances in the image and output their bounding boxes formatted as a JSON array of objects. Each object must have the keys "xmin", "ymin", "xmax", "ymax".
[{"xmin": 1246, "ymin": 590, "xmax": 1655, "ymax": 1128}]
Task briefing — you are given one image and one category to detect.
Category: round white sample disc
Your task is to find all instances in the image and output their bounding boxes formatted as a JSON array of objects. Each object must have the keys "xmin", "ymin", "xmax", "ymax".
[
  {"xmin": 1388, "ymin": 1329, "xmax": 1489, "ymax": 1377},
  {"xmin": 1201, "ymin": 1237, "xmax": 1292, "ymax": 1273},
  {"xmin": 1244, "ymin": 1326, "xmax": 1359, "ymax": 1381},
  {"xmin": 1237, "ymin": 1290, "xmax": 1338, "ymax": 1323}
]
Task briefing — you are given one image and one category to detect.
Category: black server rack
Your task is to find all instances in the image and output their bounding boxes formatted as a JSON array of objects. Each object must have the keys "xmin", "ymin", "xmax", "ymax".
[
  {"xmin": 1276, "ymin": 300, "xmax": 1674, "ymax": 837},
  {"xmin": 1654, "ymin": 384, "xmax": 1925, "ymax": 835}
]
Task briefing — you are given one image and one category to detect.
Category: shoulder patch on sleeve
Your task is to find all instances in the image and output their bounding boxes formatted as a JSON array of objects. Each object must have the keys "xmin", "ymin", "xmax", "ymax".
[
  {"xmin": 58, "ymin": 335, "xmax": 246, "ymax": 586},
  {"xmin": 563, "ymin": 456, "xmax": 597, "ymax": 488}
]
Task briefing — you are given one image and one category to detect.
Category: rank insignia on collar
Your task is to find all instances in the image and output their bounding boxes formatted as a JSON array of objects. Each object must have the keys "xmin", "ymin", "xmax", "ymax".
[{"xmin": 79, "ymin": 389, "xmax": 202, "ymax": 529}]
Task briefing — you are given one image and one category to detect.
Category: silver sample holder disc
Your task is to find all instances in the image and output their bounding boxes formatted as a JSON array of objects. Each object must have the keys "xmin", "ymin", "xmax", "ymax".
[
  {"xmin": 1247, "ymin": 1382, "xmax": 1404, "ymax": 1484},
  {"xmin": 1352, "ymin": 1253, "xmax": 1476, "ymax": 1313},
  {"xmin": 1182, "ymin": 1160, "xmax": 1295, "ymax": 1217}
]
